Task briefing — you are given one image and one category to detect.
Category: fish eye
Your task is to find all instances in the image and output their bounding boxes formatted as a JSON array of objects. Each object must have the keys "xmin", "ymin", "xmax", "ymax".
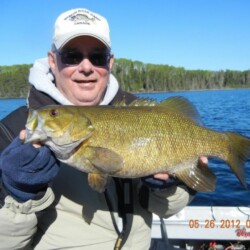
[{"xmin": 49, "ymin": 109, "xmax": 59, "ymax": 117}]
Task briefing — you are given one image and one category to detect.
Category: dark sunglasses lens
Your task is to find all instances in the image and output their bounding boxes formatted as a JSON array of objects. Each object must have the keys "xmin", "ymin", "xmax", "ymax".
[
  {"xmin": 60, "ymin": 51, "xmax": 83, "ymax": 65},
  {"xmin": 89, "ymin": 53, "xmax": 110, "ymax": 66},
  {"xmin": 58, "ymin": 50, "xmax": 110, "ymax": 66}
]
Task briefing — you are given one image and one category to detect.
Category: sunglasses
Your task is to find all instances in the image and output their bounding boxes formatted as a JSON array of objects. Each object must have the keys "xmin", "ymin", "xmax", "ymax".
[{"xmin": 56, "ymin": 49, "xmax": 111, "ymax": 67}]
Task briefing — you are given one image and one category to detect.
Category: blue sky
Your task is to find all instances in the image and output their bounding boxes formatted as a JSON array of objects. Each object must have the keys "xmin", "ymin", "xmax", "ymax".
[{"xmin": 1, "ymin": 0, "xmax": 249, "ymax": 71}]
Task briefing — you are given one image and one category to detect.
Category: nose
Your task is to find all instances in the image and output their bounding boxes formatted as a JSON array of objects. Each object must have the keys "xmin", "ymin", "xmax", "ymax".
[{"xmin": 77, "ymin": 58, "xmax": 94, "ymax": 74}]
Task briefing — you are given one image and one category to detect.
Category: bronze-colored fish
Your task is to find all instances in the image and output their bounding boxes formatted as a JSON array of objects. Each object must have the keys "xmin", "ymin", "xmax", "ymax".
[{"xmin": 25, "ymin": 97, "xmax": 250, "ymax": 193}]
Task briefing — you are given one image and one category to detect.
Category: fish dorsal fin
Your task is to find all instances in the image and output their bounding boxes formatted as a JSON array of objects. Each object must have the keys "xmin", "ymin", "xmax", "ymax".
[
  {"xmin": 159, "ymin": 96, "xmax": 202, "ymax": 124},
  {"xmin": 113, "ymin": 97, "xmax": 158, "ymax": 107},
  {"xmin": 114, "ymin": 95, "xmax": 201, "ymax": 123},
  {"xmin": 129, "ymin": 98, "xmax": 158, "ymax": 106},
  {"xmin": 112, "ymin": 98, "xmax": 127, "ymax": 107}
]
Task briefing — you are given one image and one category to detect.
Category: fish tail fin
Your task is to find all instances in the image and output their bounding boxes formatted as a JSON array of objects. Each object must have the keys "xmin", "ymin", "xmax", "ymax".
[{"xmin": 226, "ymin": 132, "xmax": 250, "ymax": 189}]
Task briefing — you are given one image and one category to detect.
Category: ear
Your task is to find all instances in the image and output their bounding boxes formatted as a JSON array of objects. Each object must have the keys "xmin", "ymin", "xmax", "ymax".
[
  {"xmin": 48, "ymin": 51, "xmax": 56, "ymax": 75},
  {"xmin": 108, "ymin": 54, "xmax": 114, "ymax": 71}
]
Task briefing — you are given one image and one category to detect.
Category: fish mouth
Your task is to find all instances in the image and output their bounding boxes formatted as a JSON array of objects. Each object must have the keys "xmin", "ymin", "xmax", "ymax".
[
  {"xmin": 25, "ymin": 128, "xmax": 85, "ymax": 159},
  {"xmin": 24, "ymin": 108, "xmax": 93, "ymax": 159},
  {"xmin": 24, "ymin": 109, "xmax": 45, "ymax": 144},
  {"xmin": 25, "ymin": 128, "xmax": 48, "ymax": 144},
  {"xmin": 25, "ymin": 125, "xmax": 91, "ymax": 159}
]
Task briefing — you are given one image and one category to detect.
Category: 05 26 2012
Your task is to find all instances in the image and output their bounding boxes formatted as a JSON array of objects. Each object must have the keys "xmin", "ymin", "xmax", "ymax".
[{"xmin": 188, "ymin": 219, "xmax": 244, "ymax": 229}]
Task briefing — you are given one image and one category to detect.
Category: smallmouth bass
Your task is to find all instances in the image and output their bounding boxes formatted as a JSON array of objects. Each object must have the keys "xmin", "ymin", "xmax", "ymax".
[{"xmin": 25, "ymin": 97, "xmax": 250, "ymax": 193}]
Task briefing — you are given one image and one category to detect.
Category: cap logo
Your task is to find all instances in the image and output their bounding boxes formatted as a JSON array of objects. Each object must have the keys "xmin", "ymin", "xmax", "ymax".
[
  {"xmin": 53, "ymin": 8, "xmax": 111, "ymax": 49},
  {"xmin": 65, "ymin": 10, "xmax": 100, "ymax": 25}
]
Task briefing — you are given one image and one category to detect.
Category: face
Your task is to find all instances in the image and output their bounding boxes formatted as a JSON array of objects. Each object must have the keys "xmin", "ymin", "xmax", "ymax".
[{"xmin": 48, "ymin": 36, "xmax": 114, "ymax": 106}]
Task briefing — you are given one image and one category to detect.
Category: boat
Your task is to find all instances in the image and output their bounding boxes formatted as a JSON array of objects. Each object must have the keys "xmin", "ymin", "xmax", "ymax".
[{"xmin": 151, "ymin": 206, "xmax": 250, "ymax": 249}]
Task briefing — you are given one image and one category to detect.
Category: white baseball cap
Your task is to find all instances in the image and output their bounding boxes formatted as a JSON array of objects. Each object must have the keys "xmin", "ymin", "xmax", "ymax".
[{"xmin": 52, "ymin": 8, "xmax": 111, "ymax": 50}]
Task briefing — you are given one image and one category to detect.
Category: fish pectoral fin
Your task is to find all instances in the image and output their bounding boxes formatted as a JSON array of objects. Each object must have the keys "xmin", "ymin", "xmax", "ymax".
[
  {"xmin": 174, "ymin": 160, "xmax": 216, "ymax": 192},
  {"xmin": 88, "ymin": 173, "xmax": 110, "ymax": 193},
  {"xmin": 86, "ymin": 146, "xmax": 124, "ymax": 174}
]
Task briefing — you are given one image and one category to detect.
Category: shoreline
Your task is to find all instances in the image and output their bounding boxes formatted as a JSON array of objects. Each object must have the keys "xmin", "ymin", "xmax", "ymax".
[
  {"xmin": 0, "ymin": 88, "xmax": 250, "ymax": 99},
  {"xmin": 133, "ymin": 87, "xmax": 250, "ymax": 94}
]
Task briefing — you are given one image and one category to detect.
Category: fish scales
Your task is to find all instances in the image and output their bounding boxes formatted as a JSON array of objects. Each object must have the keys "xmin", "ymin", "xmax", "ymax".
[{"xmin": 24, "ymin": 97, "xmax": 250, "ymax": 193}]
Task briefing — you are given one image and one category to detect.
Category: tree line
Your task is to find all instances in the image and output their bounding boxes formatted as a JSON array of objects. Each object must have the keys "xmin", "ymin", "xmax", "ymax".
[
  {"xmin": 0, "ymin": 59, "xmax": 249, "ymax": 98},
  {"xmin": 111, "ymin": 59, "xmax": 250, "ymax": 92}
]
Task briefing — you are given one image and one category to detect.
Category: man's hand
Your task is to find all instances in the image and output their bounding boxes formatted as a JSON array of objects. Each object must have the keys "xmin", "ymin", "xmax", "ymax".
[
  {"xmin": 142, "ymin": 156, "xmax": 208, "ymax": 189},
  {"xmin": 153, "ymin": 156, "xmax": 208, "ymax": 180},
  {"xmin": 0, "ymin": 130, "xmax": 60, "ymax": 202}
]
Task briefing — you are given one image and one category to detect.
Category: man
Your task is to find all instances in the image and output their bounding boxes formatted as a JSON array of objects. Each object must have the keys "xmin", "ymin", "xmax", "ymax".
[{"xmin": 0, "ymin": 8, "xmax": 195, "ymax": 249}]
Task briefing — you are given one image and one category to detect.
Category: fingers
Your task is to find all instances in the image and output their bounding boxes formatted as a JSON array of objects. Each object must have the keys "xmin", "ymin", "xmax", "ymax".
[
  {"xmin": 19, "ymin": 130, "xmax": 41, "ymax": 148},
  {"xmin": 153, "ymin": 172, "xmax": 169, "ymax": 181},
  {"xmin": 153, "ymin": 156, "xmax": 208, "ymax": 181},
  {"xmin": 19, "ymin": 130, "xmax": 26, "ymax": 140},
  {"xmin": 198, "ymin": 156, "xmax": 208, "ymax": 167}
]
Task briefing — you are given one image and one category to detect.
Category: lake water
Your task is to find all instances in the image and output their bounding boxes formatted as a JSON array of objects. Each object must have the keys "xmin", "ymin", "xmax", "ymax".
[{"xmin": 1, "ymin": 89, "xmax": 250, "ymax": 207}]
